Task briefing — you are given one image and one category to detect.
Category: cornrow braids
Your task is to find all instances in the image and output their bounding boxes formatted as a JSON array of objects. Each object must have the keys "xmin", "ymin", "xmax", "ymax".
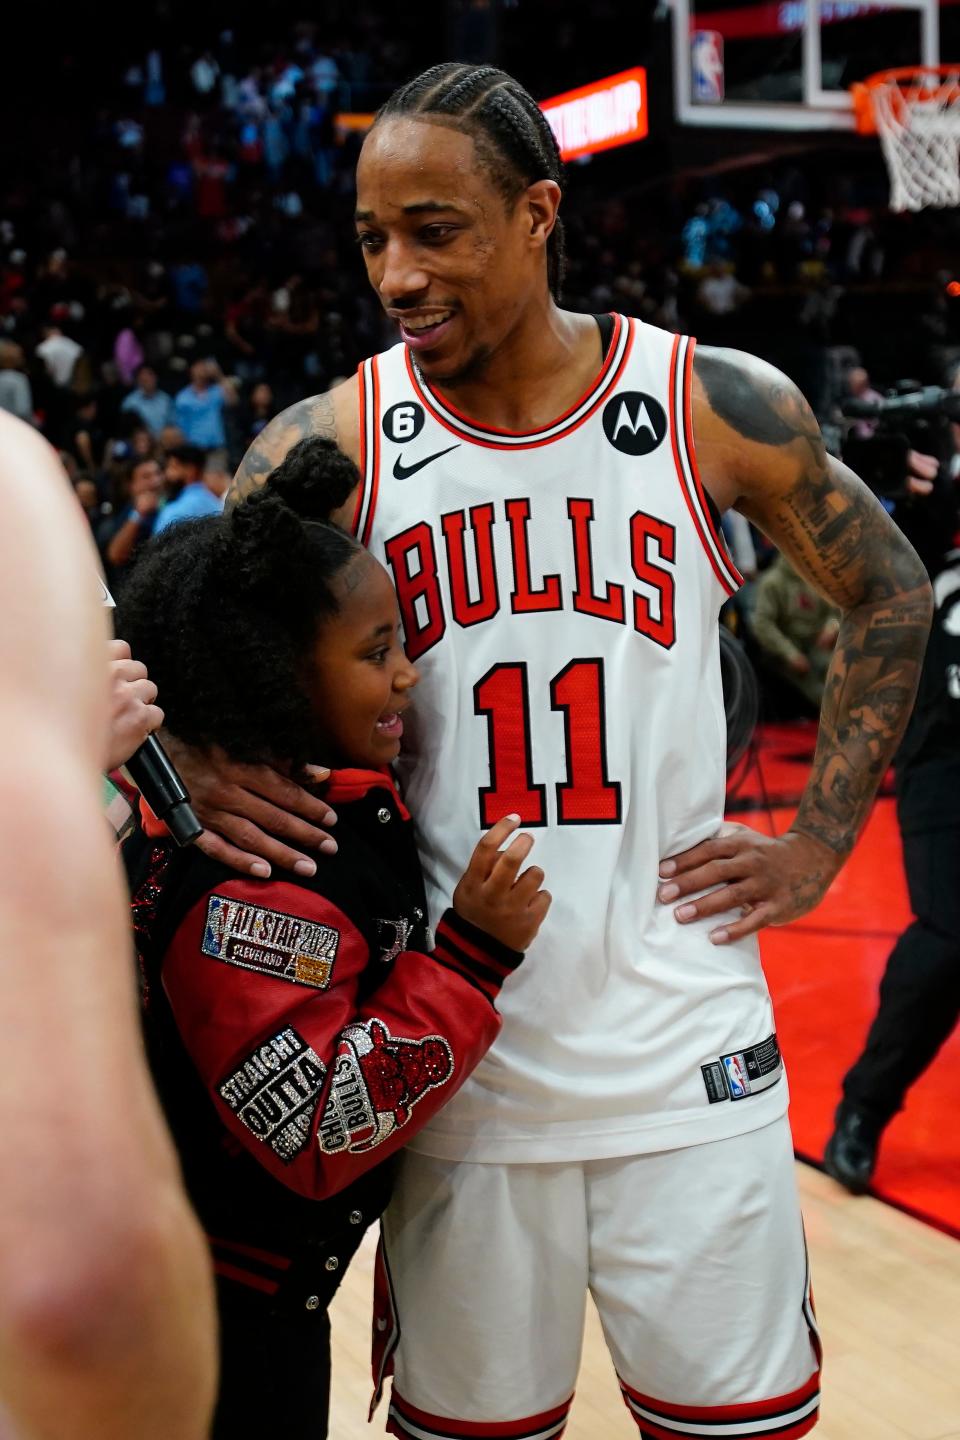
[{"xmin": 375, "ymin": 64, "xmax": 567, "ymax": 299}]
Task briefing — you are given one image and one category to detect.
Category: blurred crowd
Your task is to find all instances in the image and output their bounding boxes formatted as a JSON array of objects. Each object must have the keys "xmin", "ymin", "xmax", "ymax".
[{"xmin": 2, "ymin": 11, "xmax": 959, "ymax": 714}]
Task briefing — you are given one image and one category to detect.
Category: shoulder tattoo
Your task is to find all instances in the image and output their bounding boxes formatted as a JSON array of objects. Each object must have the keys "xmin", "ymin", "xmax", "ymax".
[{"xmin": 227, "ymin": 393, "xmax": 339, "ymax": 508}]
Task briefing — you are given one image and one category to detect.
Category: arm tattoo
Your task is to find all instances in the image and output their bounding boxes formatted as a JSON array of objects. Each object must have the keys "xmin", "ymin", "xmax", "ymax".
[
  {"xmin": 697, "ymin": 349, "xmax": 801, "ymax": 447},
  {"xmin": 226, "ymin": 393, "xmax": 338, "ymax": 508},
  {"xmin": 700, "ymin": 347, "xmax": 934, "ymax": 859},
  {"xmin": 795, "ymin": 580, "xmax": 931, "ymax": 858}
]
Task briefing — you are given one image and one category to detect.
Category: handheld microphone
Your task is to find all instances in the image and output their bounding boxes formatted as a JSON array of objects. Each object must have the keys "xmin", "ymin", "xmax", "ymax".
[
  {"xmin": 123, "ymin": 735, "xmax": 203, "ymax": 847},
  {"xmin": 100, "ymin": 574, "xmax": 202, "ymax": 847}
]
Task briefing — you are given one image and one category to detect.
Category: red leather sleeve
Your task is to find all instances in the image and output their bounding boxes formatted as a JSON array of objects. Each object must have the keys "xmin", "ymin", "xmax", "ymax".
[{"xmin": 161, "ymin": 877, "xmax": 520, "ymax": 1200}]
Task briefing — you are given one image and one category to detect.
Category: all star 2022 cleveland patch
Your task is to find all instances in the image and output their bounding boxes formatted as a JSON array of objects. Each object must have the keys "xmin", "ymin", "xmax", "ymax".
[{"xmin": 202, "ymin": 894, "xmax": 339, "ymax": 989}]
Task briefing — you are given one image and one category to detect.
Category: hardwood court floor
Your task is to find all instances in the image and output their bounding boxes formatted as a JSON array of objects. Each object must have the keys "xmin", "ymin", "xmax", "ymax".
[{"xmin": 329, "ymin": 1163, "xmax": 960, "ymax": 1439}]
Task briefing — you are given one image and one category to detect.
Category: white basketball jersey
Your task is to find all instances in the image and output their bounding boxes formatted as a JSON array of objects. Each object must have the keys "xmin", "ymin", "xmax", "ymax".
[{"xmin": 352, "ymin": 314, "xmax": 788, "ymax": 1161}]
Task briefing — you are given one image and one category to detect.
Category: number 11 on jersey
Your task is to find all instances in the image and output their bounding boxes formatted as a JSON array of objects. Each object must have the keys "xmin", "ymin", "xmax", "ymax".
[{"xmin": 474, "ymin": 658, "xmax": 623, "ymax": 827}]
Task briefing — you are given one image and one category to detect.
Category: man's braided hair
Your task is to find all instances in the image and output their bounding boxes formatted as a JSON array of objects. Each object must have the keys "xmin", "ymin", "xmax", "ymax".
[{"xmin": 375, "ymin": 63, "xmax": 567, "ymax": 299}]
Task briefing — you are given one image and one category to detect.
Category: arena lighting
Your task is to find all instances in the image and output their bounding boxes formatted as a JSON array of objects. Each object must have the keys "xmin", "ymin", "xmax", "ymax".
[{"xmin": 539, "ymin": 68, "xmax": 649, "ymax": 161}]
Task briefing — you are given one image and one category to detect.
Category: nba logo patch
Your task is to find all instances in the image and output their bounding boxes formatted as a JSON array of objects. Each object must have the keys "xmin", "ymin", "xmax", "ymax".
[
  {"xmin": 702, "ymin": 1035, "xmax": 782, "ymax": 1104},
  {"xmin": 692, "ymin": 30, "xmax": 725, "ymax": 104},
  {"xmin": 723, "ymin": 1052, "xmax": 749, "ymax": 1099}
]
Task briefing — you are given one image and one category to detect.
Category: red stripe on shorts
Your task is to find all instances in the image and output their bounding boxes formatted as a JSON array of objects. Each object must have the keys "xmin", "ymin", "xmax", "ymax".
[
  {"xmin": 618, "ymin": 1368, "xmax": 819, "ymax": 1425},
  {"xmin": 387, "ymin": 1389, "xmax": 574, "ymax": 1439},
  {"xmin": 626, "ymin": 1412, "xmax": 818, "ymax": 1440}
]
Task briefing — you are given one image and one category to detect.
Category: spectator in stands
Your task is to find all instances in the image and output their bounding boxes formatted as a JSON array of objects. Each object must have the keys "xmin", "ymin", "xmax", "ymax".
[
  {"xmin": 70, "ymin": 393, "xmax": 107, "ymax": 474},
  {"xmin": 845, "ymin": 365, "xmax": 884, "ymax": 439},
  {"xmin": 201, "ymin": 451, "xmax": 232, "ymax": 504},
  {"xmin": 0, "ymin": 249, "xmax": 28, "ymax": 316},
  {"xmin": 121, "ymin": 363, "xmax": 175, "ymax": 436},
  {"xmin": 190, "ymin": 51, "xmax": 220, "ymax": 98},
  {"xmin": 154, "ymin": 443, "xmax": 222, "ymax": 532},
  {"xmin": 170, "ymin": 260, "xmax": 209, "ymax": 317},
  {"xmin": 113, "ymin": 314, "xmax": 146, "ymax": 386},
  {"xmin": 97, "ymin": 454, "xmax": 164, "ymax": 584},
  {"xmin": 681, "ymin": 203, "xmax": 709, "ymax": 271},
  {"xmin": 697, "ymin": 261, "xmax": 750, "ymax": 319},
  {"xmin": 264, "ymin": 273, "xmax": 319, "ymax": 399},
  {"xmin": 128, "ymin": 421, "xmax": 159, "ymax": 462},
  {"xmin": 779, "ymin": 200, "xmax": 813, "ymax": 279},
  {"xmin": 159, "ymin": 422, "xmax": 186, "ymax": 453},
  {"xmin": 33, "ymin": 250, "xmax": 88, "ymax": 324},
  {"xmin": 73, "ymin": 474, "xmax": 106, "ymax": 530},
  {"xmin": 750, "ymin": 554, "xmax": 840, "ymax": 713},
  {"xmin": 243, "ymin": 380, "xmax": 275, "ymax": 443},
  {"xmin": 35, "ymin": 322, "xmax": 83, "ymax": 389},
  {"xmin": 0, "ymin": 341, "xmax": 33, "ymax": 423},
  {"xmin": 173, "ymin": 358, "xmax": 236, "ymax": 454},
  {"xmin": 224, "ymin": 279, "xmax": 269, "ymax": 368}
]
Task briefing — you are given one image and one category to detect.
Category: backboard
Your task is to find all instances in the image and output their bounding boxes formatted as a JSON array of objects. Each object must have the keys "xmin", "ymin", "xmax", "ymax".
[{"xmin": 672, "ymin": 0, "xmax": 944, "ymax": 130}]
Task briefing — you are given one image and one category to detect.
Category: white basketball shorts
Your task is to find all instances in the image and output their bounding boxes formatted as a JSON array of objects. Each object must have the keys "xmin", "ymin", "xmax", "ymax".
[{"xmin": 374, "ymin": 1115, "xmax": 822, "ymax": 1440}]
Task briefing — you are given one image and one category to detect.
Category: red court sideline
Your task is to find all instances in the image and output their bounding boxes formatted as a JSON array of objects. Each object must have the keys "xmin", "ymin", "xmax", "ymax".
[{"xmin": 732, "ymin": 722, "xmax": 960, "ymax": 1239}]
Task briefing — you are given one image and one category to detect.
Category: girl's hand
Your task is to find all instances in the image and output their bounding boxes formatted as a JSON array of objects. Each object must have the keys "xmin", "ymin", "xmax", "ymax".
[{"xmin": 453, "ymin": 815, "xmax": 552, "ymax": 952}]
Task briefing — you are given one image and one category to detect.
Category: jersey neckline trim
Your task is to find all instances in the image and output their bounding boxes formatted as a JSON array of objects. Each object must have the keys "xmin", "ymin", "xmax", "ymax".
[{"xmin": 404, "ymin": 313, "xmax": 632, "ymax": 450}]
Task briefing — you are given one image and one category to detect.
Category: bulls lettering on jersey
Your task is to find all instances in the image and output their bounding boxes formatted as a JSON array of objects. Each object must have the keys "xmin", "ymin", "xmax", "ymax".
[{"xmin": 352, "ymin": 315, "xmax": 788, "ymax": 1165}]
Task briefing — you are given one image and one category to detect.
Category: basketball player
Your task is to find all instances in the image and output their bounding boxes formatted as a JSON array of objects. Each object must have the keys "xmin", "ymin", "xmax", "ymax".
[
  {"xmin": 173, "ymin": 65, "xmax": 932, "ymax": 1440},
  {"xmin": 0, "ymin": 412, "xmax": 216, "ymax": 1439}
]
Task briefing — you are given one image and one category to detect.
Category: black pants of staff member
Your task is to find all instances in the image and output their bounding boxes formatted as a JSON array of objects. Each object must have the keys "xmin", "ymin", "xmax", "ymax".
[
  {"xmin": 841, "ymin": 812, "xmax": 960, "ymax": 1127},
  {"xmin": 213, "ymin": 1283, "xmax": 332, "ymax": 1439}
]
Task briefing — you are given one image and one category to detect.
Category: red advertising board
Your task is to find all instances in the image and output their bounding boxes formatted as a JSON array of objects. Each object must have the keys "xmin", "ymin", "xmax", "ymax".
[{"xmin": 540, "ymin": 67, "xmax": 649, "ymax": 161}]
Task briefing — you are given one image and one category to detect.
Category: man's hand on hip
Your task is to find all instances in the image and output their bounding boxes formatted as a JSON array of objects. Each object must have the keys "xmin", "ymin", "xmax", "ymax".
[{"xmin": 657, "ymin": 822, "xmax": 842, "ymax": 944}]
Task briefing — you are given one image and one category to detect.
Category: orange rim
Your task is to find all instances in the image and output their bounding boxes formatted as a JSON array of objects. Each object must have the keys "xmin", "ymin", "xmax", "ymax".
[{"xmin": 851, "ymin": 65, "xmax": 960, "ymax": 134}]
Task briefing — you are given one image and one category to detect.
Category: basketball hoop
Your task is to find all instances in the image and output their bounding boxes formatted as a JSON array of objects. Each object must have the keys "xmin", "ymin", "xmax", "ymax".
[{"xmin": 851, "ymin": 66, "xmax": 960, "ymax": 213}]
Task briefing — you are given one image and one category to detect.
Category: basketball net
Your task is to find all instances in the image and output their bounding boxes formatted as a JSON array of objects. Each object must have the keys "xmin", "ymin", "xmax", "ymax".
[{"xmin": 852, "ymin": 67, "xmax": 960, "ymax": 213}]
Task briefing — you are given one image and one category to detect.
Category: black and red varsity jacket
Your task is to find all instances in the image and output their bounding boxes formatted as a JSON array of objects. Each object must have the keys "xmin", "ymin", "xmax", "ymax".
[{"xmin": 127, "ymin": 768, "xmax": 521, "ymax": 1312}]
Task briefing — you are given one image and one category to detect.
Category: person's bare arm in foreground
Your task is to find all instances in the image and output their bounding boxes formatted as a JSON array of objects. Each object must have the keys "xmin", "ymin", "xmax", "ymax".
[{"xmin": 0, "ymin": 413, "xmax": 216, "ymax": 1440}]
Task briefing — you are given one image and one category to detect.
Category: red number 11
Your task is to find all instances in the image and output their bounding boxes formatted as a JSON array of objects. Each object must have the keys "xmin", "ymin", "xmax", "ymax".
[{"xmin": 474, "ymin": 658, "xmax": 622, "ymax": 827}]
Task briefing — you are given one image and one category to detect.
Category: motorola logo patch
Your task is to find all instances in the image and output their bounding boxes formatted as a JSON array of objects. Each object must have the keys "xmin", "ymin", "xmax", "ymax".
[
  {"xmin": 602, "ymin": 392, "xmax": 667, "ymax": 456},
  {"xmin": 382, "ymin": 402, "xmax": 425, "ymax": 444}
]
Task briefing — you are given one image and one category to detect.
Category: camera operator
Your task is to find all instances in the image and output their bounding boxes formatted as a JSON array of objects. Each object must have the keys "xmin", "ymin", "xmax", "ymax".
[
  {"xmin": 826, "ymin": 367, "xmax": 960, "ymax": 1191},
  {"xmin": 839, "ymin": 372, "xmax": 960, "ymax": 575}
]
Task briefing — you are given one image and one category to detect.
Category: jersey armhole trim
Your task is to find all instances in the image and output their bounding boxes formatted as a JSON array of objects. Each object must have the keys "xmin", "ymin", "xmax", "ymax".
[
  {"xmin": 351, "ymin": 360, "xmax": 367, "ymax": 538},
  {"xmin": 352, "ymin": 356, "xmax": 381, "ymax": 545},
  {"xmin": 668, "ymin": 335, "xmax": 743, "ymax": 597}
]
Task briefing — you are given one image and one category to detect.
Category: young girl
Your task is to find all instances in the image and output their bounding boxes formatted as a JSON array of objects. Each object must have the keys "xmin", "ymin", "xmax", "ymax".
[{"xmin": 118, "ymin": 437, "xmax": 550, "ymax": 1437}]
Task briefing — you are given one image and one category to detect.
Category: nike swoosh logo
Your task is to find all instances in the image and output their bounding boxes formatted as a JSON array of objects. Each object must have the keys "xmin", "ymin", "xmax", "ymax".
[{"xmin": 392, "ymin": 443, "xmax": 461, "ymax": 480}]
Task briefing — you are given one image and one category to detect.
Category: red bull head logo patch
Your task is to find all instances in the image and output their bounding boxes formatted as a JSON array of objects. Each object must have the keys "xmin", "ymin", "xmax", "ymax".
[{"xmin": 317, "ymin": 1019, "xmax": 454, "ymax": 1155}]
